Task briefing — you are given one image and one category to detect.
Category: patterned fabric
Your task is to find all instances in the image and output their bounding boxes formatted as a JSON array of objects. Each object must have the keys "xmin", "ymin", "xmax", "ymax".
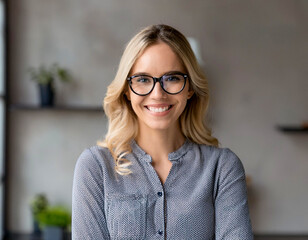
[{"xmin": 72, "ymin": 139, "xmax": 253, "ymax": 239}]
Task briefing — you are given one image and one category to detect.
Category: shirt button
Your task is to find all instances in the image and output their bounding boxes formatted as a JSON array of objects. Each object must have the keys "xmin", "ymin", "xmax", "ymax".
[
  {"xmin": 157, "ymin": 192, "xmax": 163, "ymax": 197},
  {"xmin": 158, "ymin": 230, "xmax": 163, "ymax": 235}
]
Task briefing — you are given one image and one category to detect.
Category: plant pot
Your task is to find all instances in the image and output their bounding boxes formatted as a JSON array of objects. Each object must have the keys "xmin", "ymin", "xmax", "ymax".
[
  {"xmin": 32, "ymin": 218, "xmax": 41, "ymax": 236},
  {"xmin": 39, "ymin": 83, "xmax": 54, "ymax": 107},
  {"xmin": 43, "ymin": 226, "xmax": 64, "ymax": 240}
]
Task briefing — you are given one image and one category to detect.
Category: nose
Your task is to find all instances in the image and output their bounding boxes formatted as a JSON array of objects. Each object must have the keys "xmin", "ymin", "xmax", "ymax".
[{"xmin": 150, "ymin": 81, "xmax": 167, "ymax": 98}]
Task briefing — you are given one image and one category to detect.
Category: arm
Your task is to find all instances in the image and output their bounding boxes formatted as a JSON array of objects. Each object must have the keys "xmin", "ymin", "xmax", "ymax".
[
  {"xmin": 215, "ymin": 148, "xmax": 253, "ymax": 240},
  {"xmin": 72, "ymin": 148, "xmax": 110, "ymax": 240}
]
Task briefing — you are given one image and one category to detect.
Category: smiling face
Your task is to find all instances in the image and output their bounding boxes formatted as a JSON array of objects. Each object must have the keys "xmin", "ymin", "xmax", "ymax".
[{"xmin": 126, "ymin": 42, "xmax": 194, "ymax": 135}]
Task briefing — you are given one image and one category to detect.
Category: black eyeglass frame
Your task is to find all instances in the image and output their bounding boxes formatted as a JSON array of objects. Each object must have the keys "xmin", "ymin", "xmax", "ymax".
[{"xmin": 127, "ymin": 72, "xmax": 188, "ymax": 96}]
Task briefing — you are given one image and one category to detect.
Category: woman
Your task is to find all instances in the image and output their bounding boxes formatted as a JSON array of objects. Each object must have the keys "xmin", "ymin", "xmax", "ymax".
[{"xmin": 72, "ymin": 24, "xmax": 253, "ymax": 239}]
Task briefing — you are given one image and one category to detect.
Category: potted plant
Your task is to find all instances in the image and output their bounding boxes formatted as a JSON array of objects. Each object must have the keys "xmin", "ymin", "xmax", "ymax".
[
  {"xmin": 28, "ymin": 63, "xmax": 72, "ymax": 107},
  {"xmin": 37, "ymin": 206, "xmax": 71, "ymax": 240},
  {"xmin": 30, "ymin": 194, "xmax": 49, "ymax": 236}
]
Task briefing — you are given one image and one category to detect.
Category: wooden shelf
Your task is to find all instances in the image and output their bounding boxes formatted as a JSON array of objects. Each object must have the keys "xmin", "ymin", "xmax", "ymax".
[
  {"xmin": 9, "ymin": 104, "xmax": 104, "ymax": 112},
  {"xmin": 277, "ymin": 125, "xmax": 308, "ymax": 133}
]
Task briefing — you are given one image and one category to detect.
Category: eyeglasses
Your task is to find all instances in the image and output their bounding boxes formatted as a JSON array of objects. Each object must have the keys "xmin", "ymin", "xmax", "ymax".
[{"xmin": 127, "ymin": 72, "xmax": 188, "ymax": 96}]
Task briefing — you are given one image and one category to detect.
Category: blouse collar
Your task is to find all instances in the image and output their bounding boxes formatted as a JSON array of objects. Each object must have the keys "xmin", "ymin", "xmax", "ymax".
[{"xmin": 131, "ymin": 138, "xmax": 192, "ymax": 163}]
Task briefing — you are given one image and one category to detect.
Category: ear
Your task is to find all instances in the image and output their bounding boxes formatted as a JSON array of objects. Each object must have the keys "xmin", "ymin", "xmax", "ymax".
[
  {"xmin": 125, "ymin": 90, "xmax": 131, "ymax": 101},
  {"xmin": 187, "ymin": 89, "xmax": 194, "ymax": 99}
]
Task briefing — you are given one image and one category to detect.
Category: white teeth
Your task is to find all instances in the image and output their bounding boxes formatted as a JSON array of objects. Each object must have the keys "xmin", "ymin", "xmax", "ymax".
[{"xmin": 148, "ymin": 106, "xmax": 170, "ymax": 113}]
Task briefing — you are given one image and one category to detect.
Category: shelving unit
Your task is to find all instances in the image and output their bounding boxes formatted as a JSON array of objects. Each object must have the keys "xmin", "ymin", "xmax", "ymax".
[
  {"xmin": 9, "ymin": 104, "xmax": 104, "ymax": 113},
  {"xmin": 277, "ymin": 125, "xmax": 308, "ymax": 133},
  {"xmin": 6, "ymin": 103, "xmax": 104, "ymax": 239}
]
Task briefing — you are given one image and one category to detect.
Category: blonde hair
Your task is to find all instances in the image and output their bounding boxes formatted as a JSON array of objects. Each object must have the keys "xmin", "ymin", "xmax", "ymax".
[{"xmin": 97, "ymin": 24, "xmax": 218, "ymax": 175}]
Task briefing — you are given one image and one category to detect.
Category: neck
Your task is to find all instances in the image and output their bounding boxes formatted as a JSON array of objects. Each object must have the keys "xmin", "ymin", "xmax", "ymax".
[{"xmin": 136, "ymin": 126, "xmax": 185, "ymax": 163}]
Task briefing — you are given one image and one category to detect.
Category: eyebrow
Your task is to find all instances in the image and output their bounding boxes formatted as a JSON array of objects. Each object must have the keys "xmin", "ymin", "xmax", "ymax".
[{"xmin": 130, "ymin": 70, "xmax": 185, "ymax": 77}]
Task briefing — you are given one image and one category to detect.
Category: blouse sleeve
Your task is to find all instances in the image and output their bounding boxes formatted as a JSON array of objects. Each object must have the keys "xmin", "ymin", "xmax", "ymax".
[
  {"xmin": 214, "ymin": 148, "xmax": 254, "ymax": 239},
  {"xmin": 72, "ymin": 148, "xmax": 110, "ymax": 240}
]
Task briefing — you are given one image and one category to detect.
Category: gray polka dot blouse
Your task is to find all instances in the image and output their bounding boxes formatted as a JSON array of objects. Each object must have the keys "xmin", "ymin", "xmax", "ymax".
[{"xmin": 72, "ymin": 139, "xmax": 253, "ymax": 239}]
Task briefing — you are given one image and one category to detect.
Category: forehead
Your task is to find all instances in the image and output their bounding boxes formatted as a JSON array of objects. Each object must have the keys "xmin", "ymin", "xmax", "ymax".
[{"xmin": 130, "ymin": 42, "xmax": 185, "ymax": 76}]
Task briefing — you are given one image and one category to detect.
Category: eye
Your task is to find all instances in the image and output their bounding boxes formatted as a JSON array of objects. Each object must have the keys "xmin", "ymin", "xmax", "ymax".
[
  {"xmin": 164, "ymin": 75, "xmax": 181, "ymax": 82},
  {"xmin": 134, "ymin": 76, "xmax": 152, "ymax": 83}
]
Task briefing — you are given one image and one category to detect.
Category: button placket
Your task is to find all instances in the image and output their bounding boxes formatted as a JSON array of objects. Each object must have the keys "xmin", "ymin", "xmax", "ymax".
[
  {"xmin": 156, "ymin": 189, "xmax": 165, "ymax": 237},
  {"xmin": 144, "ymin": 161, "xmax": 165, "ymax": 238}
]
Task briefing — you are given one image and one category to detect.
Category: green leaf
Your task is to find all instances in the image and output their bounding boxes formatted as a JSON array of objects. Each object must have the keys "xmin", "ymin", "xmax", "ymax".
[{"xmin": 38, "ymin": 206, "xmax": 71, "ymax": 229}]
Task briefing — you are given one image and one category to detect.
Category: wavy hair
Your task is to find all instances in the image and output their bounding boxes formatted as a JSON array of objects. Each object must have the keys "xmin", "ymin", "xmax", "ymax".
[{"xmin": 97, "ymin": 24, "xmax": 218, "ymax": 175}]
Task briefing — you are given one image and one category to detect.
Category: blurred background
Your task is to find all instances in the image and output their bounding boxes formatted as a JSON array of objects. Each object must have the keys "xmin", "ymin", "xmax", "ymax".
[{"xmin": 0, "ymin": 0, "xmax": 307, "ymax": 239}]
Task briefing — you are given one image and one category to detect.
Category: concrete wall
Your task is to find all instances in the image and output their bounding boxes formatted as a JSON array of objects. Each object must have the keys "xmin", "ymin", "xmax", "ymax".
[{"xmin": 7, "ymin": 0, "xmax": 308, "ymax": 233}]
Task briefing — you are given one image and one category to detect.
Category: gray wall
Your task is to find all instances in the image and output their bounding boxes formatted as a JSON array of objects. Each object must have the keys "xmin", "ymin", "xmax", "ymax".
[{"xmin": 7, "ymin": 0, "xmax": 308, "ymax": 234}]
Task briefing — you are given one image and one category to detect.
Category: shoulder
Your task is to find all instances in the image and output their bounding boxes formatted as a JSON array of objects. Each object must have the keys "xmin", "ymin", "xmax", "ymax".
[
  {"xmin": 74, "ymin": 145, "xmax": 115, "ymax": 176},
  {"xmin": 192, "ymin": 144, "xmax": 247, "ymax": 193},
  {"xmin": 191, "ymin": 142, "xmax": 235, "ymax": 159},
  {"xmin": 216, "ymin": 147, "xmax": 244, "ymax": 173},
  {"xmin": 192, "ymin": 143, "xmax": 244, "ymax": 172}
]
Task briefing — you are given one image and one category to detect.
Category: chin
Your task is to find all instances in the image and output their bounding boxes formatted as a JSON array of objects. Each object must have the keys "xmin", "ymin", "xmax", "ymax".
[{"xmin": 144, "ymin": 121, "xmax": 178, "ymax": 132}]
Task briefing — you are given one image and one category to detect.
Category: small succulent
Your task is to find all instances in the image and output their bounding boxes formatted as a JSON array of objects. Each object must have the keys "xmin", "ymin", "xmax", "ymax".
[
  {"xmin": 30, "ymin": 194, "xmax": 49, "ymax": 220},
  {"xmin": 38, "ymin": 206, "xmax": 71, "ymax": 229},
  {"xmin": 28, "ymin": 63, "xmax": 71, "ymax": 85}
]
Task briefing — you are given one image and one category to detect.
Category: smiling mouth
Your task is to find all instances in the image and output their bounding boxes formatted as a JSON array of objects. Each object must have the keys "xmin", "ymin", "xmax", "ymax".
[{"xmin": 146, "ymin": 105, "xmax": 173, "ymax": 113}]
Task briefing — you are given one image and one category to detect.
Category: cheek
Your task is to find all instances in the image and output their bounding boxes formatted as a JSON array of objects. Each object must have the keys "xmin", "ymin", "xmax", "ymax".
[
  {"xmin": 130, "ymin": 95, "xmax": 144, "ymax": 111},
  {"xmin": 179, "ymin": 93, "xmax": 191, "ymax": 113},
  {"xmin": 180, "ymin": 99, "xmax": 188, "ymax": 112}
]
